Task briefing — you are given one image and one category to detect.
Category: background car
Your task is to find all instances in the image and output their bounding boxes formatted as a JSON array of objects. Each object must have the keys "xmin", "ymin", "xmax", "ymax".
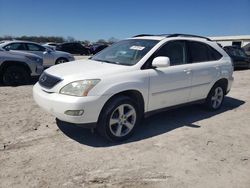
[
  {"xmin": 42, "ymin": 42, "xmax": 58, "ymax": 50},
  {"xmin": 0, "ymin": 47, "xmax": 43, "ymax": 85},
  {"xmin": 89, "ymin": 44, "xmax": 108, "ymax": 54},
  {"xmin": 56, "ymin": 42, "xmax": 90, "ymax": 55},
  {"xmin": 243, "ymin": 43, "xmax": 250, "ymax": 56},
  {"xmin": 223, "ymin": 46, "xmax": 250, "ymax": 69},
  {"xmin": 0, "ymin": 41, "xmax": 75, "ymax": 67}
]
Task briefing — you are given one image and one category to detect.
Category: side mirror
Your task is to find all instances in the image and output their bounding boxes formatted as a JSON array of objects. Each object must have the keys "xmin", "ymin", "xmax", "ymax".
[{"xmin": 152, "ymin": 56, "xmax": 170, "ymax": 68}]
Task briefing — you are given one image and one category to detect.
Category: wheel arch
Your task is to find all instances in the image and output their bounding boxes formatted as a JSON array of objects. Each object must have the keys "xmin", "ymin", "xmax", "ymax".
[
  {"xmin": 0, "ymin": 61, "xmax": 31, "ymax": 75},
  {"xmin": 98, "ymin": 89, "xmax": 145, "ymax": 121},
  {"xmin": 210, "ymin": 78, "xmax": 228, "ymax": 94}
]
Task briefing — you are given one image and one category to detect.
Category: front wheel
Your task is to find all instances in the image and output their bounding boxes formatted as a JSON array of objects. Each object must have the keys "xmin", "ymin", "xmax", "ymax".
[
  {"xmin": 97, "ymin": 96, "xmax": 141, "ymax": 142},
  {"xmin": 205, "ymin": 84, "xmax": 225, "ymax": 111},
  {"xmin": 2, "ymin": 66, "xmax": 30, "ymax": 86}
]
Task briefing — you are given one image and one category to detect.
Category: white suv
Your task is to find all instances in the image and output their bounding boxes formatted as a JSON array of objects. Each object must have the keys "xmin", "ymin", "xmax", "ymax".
[{"xmin": 33, "ymin": 34, "xmax": 234, "ymax": 141}]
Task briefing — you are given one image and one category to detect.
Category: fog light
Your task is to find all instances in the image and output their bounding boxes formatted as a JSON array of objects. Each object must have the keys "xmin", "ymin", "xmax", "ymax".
[{"xmin": 64, "ymin": 110, "xmax": 84, "ymax": 116}]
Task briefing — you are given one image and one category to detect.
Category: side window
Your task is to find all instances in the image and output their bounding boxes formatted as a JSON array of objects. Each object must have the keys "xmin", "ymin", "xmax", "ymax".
[
  {"xmin": 187, "ymin": 41, "xmax": 221, "ymax": 63},
  {"xmin": 155, "ymin": 41, "xmax": 186, "ymax": 66},
  {"xmin": 188, "ymin": 41, "xmax": 210, "ymax": 63},
  {"xmin": 4, "ymin": 43, "xmax": 26, "ymax": 50},
  {"xmin": 27, "ymin": 43, "xmax": 45, "ymax": 51},
  {"xmin": 207, "ymin": 46, "xmax": 222, "ymax": 60}
]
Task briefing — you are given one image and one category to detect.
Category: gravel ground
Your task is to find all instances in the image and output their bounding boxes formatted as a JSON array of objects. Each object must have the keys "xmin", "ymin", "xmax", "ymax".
[{"xmin": 0, "ymin": 69, "xmax": 250, "ymax": 188}]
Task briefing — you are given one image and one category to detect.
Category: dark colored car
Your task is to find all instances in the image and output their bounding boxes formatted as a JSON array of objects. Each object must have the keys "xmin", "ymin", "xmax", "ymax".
[
  {"xmin": 243, "ymin": 43, "xmax": 250, "ymax": 56},
  {"xmin": 90, "ymin": 44, "xmax": 108, "ymax": 54},
  {"xmin": 223, "ymin": 46, "xmax": 250, "ymax": 69},
  {"xmin": 56, "ymin": 42, "xmax": 90, "ymax": 55}
]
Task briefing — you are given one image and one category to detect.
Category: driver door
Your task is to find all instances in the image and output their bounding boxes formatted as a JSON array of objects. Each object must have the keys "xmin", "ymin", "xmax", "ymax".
[{"xmin": 147, "ymin": 40, "xmax": 192, "ymax": 111}]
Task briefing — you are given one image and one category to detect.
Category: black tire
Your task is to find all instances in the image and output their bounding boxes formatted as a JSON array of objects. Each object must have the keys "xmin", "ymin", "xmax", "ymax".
[
  {"xmin": 2, "ymin": 66, "xmax": 30, "ymax": 86},
  {"xmin": 55, "ymin": 58, "xmax": 68, "ymax": 64},
  {"xmin": 97, "ymin": 96, "xmax": 142, "ymax": 142},
  {"xmin": 205, "ymin": 83, "xmax": 225, "ymax": 111}
]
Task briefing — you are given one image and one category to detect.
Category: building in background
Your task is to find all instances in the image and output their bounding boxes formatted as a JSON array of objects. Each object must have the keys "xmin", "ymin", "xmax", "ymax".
[{"xmin": 209, "ymin": 35, "xmax": 250, "ymax": 48}]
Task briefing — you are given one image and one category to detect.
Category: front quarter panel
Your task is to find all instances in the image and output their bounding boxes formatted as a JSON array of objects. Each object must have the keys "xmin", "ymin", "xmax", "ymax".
[{"xmin": 89, "ymin": 70, "xmax": 150, "ymax": 111}]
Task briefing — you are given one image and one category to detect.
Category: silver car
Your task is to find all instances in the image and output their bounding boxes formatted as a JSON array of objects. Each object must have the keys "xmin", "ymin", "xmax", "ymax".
[
  {"xmin": 0, "ymin": 41, "xmax": 75, "ymax": 67},
  {"xmin": 0, "ymin": 47, "xmax": 43, "ymax": 85}
]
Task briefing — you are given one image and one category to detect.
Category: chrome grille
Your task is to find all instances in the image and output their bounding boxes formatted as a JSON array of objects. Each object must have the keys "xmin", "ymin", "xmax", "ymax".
[{"xmin": 39, "ymin": 72, "xmax": 62, "ymax": 89}]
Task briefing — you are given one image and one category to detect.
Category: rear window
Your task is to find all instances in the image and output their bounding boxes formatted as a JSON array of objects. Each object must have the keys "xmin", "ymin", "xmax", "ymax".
[{"xmin": 188, "ymin": 41, "xmax": 222, "ymax": 63}]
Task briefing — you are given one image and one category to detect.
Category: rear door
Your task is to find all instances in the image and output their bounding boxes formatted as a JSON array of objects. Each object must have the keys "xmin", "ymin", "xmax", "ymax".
[
  {"xmin": 25, "ymin": 43, "xmax": 54, "ymax": 67},
  {"xmin": 186, "ymin": 41, "xmax": 222, "ymax": 101}
]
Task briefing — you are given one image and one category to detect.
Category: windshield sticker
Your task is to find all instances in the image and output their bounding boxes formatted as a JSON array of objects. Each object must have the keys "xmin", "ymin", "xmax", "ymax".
[{"xmin": 130, "ymin": 46, "xmax": 145, "ymax": 51}]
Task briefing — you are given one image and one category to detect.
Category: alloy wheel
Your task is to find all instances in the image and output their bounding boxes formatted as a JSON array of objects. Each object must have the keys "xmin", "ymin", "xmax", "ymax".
[{"xmin": 109, "ymin": 104, "xmax": 137, "ymax": 137}]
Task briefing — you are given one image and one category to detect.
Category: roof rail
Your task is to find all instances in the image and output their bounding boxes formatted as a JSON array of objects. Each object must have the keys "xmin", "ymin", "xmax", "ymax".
[
  {"xmin": 132, "ymin": 33, "xmax": 212, "ymax": 41},
  {"xmin": 167, "ymin": 34, "xmax": 211, "ymax": 41},
  {"xmin": 133, "ymin": 34, "xmax": 156, "ymax": 37}
]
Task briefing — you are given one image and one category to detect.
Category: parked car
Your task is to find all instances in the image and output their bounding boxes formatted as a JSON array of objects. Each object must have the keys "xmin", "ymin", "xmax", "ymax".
[
  {"xmin": 42, "ymin": 42, "xmax": 58, "ymax": 50},
  {"xmin": 33, "ymin": 34, "xmax": 233, "ymax": 141},
  {"xmin": 0, "ymin": 47, "xmax": 43, "ymax": 85},
  {"xmin": 223, "ymin": 46, "xmax": 250, "ymax": 69},
  {"xmin": 243, "ymin": 43, "xmax": 250, "ymax": 56},
  {"xmin": 0, "ymin": 41, "xmax": 75, "ymax": 67},
  {"xmin": 56, "ymin": 42, "xmax": 90, "ymax": 55},
  {"xmin": 90, "ymin": 44, "xmax": 109, "ymax": 54}
]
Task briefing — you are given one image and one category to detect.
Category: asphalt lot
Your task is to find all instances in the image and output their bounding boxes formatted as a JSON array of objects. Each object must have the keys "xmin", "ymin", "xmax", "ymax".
[{"xmin": 0, "ymin": 68, "xmax": 250, "ymax": 188}]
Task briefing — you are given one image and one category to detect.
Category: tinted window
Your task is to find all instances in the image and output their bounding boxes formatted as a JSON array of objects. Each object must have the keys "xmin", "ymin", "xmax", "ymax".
[
  {"xmin": 188, "ymin": 41, "xmax": 221, "ymax": 63},
  {"xmin": 155, "ymin": 41, "xmax": 186, "ymax": 65},
  {"xmin": 27, "ymin": 43, "xmax": 45, "ymax": 51},
  {"xmin": 207, "ymin": 46, "xmax": 222, "ymax": 60},
  {"xmin": 4, "ymin": 43, "xmax": 26, "ymax": 50}
]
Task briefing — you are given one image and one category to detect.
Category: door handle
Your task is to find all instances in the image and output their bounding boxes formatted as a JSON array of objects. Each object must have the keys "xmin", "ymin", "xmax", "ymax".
[{"xmin": 183, "ymin": 69, "xmax": 192, "ymax": 74}]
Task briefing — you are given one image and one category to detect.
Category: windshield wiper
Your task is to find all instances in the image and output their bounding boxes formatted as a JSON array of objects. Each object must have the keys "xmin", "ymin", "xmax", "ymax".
[{"xmin": 93, "ymin": 59, "xmax": 119, "ymax": 64}]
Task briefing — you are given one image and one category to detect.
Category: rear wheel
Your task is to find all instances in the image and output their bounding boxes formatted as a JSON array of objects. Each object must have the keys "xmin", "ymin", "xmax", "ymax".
[
  {"xmin": 55, "ymin": 58, "xmax": 68, "ymax": 64},
  {"xmin": 2, "ymin": 66, "xmax": 30, "ymax": 86},
  {"xmin": 97, "ymin": 96, "xmax": 141, "ymax": 141},
  {"xmin": 205, "ymin": 84, "xmax": 225, "ymax": 110}
]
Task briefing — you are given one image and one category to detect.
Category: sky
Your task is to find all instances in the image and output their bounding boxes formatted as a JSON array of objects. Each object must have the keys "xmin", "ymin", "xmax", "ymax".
[{"xmin": 0, "ymin": 0, "xmax": 249, "ymax": 41}]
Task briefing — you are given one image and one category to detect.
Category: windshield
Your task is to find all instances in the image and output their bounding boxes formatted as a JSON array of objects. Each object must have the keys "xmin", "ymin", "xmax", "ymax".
[{"xmin": 91, "ymin": 39, "xmax": 159, "ymax": 66}]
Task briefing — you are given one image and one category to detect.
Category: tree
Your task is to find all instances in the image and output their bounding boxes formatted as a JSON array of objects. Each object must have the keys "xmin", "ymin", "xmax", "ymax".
[
  {"xmin": 66, "ymin": 36, "xmax": 75, "ymax": 42},
  {"xmin": 96, "ymin": 39, "xmax": 107, "ymax": 44},
  {"xmin": 108, "ymin": 37, "xmax": 119, "ymax": 44}
]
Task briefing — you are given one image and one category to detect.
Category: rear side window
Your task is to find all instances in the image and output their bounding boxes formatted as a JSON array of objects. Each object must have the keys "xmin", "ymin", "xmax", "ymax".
[
  {"xmin": 27, "ymin": 43, "xmax": 45, "ymax": 51},
  {"xmin": 188, "ymin": 41, "xmax": 222, "ymax": 63}
]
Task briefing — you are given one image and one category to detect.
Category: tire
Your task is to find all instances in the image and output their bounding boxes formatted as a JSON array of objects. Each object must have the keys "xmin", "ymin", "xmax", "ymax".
[
  {"xmin": 97, "ymin": 96, "xmax": 142, "ymax": 142},
  {"xmin": 205, "ymin": 84, "xmax": 225, "ymax": 111},
  {"xmin": 2, "ymin": 65, "xmax": 30, "ymax": 86},
  {"xmin": 55, "ymin": 58, "xmax": 68, "ymax": 64}
]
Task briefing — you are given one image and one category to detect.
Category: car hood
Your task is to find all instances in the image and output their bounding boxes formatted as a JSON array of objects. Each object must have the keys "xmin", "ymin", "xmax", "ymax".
[{"xmin": 45, "ymin": 59, "xmax": 133, "ymax": 81}]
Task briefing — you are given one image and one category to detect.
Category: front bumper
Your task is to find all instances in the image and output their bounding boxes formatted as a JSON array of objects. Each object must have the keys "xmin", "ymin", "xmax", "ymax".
[
  {"xmin": 31, "ymin": 65, "xmax": 44, "ymax": 76},
  {"xmin": 33, "ymin": 83, "xmax": 109, "ymax": 125}
]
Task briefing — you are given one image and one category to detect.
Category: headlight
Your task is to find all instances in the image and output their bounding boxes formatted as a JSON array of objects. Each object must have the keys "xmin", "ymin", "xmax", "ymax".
[
  {"xmin": 25, "ymin": 55, "xmax": 42, "ymax": 63},
  {"xmin": 60, "ymin": 79, "xmax": 100, "ymax": 97}
]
